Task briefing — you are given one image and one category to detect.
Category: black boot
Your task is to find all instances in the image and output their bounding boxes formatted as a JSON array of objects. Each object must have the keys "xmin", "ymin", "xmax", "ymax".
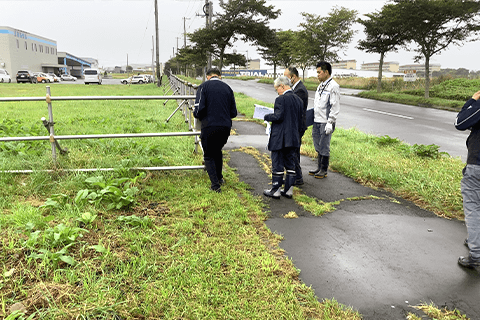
[
  {"xmin": 309, "ymin": 155, "xmax": 322, "ymax": 176},
  {"xmin": 314, "ymin": 156, "xmax": 329, "ymax": 179},
  {"xmin": 281, "ymin": 171, "xmax": 296, "ymax": 199},
  {"xmin": 263, "ymin": 173, "xmax": 283, "ymax": 199},
  {"xmin": 204, "ymin": 157, "xmax": 221, "ymax": 192}
]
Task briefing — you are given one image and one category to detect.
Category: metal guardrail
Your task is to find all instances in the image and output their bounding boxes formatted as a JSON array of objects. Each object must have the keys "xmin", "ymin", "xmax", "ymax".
[{"xmin": 0, "ymin": 76, "xmax": 203, "ymax": 173}]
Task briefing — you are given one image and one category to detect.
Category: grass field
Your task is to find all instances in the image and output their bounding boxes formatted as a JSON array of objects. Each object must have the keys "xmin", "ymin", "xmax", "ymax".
[{"xmin": 0, "ymin": 80, "xmax": 468, "ymax": 319}]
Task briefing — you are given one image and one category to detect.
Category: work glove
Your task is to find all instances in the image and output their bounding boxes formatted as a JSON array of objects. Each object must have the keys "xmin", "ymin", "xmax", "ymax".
[{"xmin": 325, "ymin": 122, "xmax": 333, "ymax": 135}]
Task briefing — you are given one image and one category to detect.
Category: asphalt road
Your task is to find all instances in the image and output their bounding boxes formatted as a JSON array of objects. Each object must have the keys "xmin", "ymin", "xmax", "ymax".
[
  {"xmin": 226, "ymin": 121, "xmax": 480, "ymax": 320},
  {"xmin": 223, "ymin": 78, "xmax": 469, "ymax": 161}
]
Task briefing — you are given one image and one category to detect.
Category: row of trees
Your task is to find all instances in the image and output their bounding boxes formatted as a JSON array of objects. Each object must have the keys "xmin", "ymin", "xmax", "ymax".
[{"xmin": 165, "ymin": 0, "xmax": 480, "ymax": 98}]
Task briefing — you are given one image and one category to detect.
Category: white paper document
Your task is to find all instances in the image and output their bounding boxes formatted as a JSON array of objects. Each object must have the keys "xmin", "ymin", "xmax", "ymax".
[{"xmin": 253, "ymin": 104, "xmax": 274, "ymax": 120}]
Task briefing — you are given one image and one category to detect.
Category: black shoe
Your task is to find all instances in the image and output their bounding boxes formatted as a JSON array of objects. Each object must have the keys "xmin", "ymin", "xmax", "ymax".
[
  {"xmin": 458, "ymin": 255, "xmax": 480, "ymax": 268},
  {"xmin": 210, "ymin": 186, "xmax": 221, "ymax": 193},
  {"xmin": 294, "ymin": 178, "xmax": 304, "ymax": 186},
  {"xmin": 464, "ymin": 238, "xmax": 469, "ymax": 248},
  {"xmin": 314, "ymin": 169, "xmax": 328, "ymax": 179}
]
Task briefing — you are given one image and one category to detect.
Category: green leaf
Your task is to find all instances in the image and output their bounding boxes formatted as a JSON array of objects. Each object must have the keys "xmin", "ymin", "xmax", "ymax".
[{"xmin": 59, "ymin": 255, "xmax": 75, "ymax": 265}]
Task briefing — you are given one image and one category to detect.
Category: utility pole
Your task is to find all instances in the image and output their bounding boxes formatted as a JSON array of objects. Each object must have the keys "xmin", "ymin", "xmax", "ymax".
[
  {"xmin": 151, "ymin": 36, "xmax": 155, "ymax": 82},
  {"xmin": 154, "ymin": 0, "xmax": 161, "ymax": 86},
  {"xmin": 207, "ymin": 0, "xmax": 213, "ymax": 70},
  {"xmin": 183, "ymin": 17, "xmax": 190, "ymax": 48}
]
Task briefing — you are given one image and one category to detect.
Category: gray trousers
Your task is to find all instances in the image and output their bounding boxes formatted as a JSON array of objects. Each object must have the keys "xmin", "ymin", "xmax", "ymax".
[{"xmin": 461, "ymin": 164, "xmax": 480, "ymax": 259}]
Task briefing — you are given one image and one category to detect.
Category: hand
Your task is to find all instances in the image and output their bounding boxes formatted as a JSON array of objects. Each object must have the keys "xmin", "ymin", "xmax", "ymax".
[
  {"xmin": 473, "ymin": 90, "xmax": 480, "ymax": 100},
  {"xmin": 325, "ymin": 122, "xmax": 333, "ymax": 135}
]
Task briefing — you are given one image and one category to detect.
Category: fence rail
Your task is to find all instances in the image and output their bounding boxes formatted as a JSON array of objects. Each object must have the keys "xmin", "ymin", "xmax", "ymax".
[{"xmin": 0, "ymin": 75, "xmax": 203, "ymax": 173}]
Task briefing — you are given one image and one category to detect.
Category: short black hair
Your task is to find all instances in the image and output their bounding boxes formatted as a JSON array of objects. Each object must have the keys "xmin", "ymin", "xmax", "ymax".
[
  {"xmin": 286, "ymin": 66, "xmax": 299, "ymax": 78},
  {"xmin": 206, "ymin": 68, "xmax": 221, "ymax": 77},
  {"xmin": 316, "ymin": 61, "xmax": 332, "ymax": 76}
]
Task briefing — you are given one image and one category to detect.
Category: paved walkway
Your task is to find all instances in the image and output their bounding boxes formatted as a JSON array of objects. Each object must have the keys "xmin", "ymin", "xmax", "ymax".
[{"xmin": 225, "ymin": 120, "xmax": 480, "ymax": 320}]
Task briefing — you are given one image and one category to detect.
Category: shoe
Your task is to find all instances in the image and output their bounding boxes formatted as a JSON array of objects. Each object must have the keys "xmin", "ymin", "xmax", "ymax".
[
  {"xmin": 281, "ymin": 172, "xmax": 296, "ymax": 199},
  {"xmin": 464, "ymin": 238, "xmax": 469, "ymax": 248},
  {"xmin": 263, "ymin": 174, "xmax": 283, "ymax": 199},
  {"xmin": 458, "ymin": 255, "xmax": 480, "ymax": 268},
  {"xmin": 219, "ymin": 178, "xmax": 226, "ymax": 186},
  {"xmin": 263, "ymin": 188, "xmax": 281, "ymax": 199},
  {"xmin": 210, "ymin": 186, "xmax": 221, "ymax": 193},
  {"xmin": 314, "ymin": 169, "xmax": 328, "ymax": 179},
  {"xmin": 309, "ymin": 156, "xmax": 322, "ymax": 176},
  {"xmin": 294, "ymin": 178, "xmax": 304, "ymax": 186}
]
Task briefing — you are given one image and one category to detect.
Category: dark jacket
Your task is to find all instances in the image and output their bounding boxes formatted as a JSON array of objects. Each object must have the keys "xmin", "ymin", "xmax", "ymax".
[
  {"xmin": 293, "ymin": 80, "xmax": 309, "ymax": 134},
  {"xmin": 264, "ymin": 90, "xmax": 303, "ymax": 151},
  {"xmin": 194, "ymin": 78, "xmax": 237, "ymax": 130}
]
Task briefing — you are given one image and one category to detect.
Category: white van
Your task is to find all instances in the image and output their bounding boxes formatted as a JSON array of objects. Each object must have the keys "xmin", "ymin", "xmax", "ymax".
[
  {"xmin": 0, "ymin": 69, "xmax": 11, "ymax": 83},
  {"xmin": 84, "ymin": 68, "xmax": 102, "ymax": 85}
]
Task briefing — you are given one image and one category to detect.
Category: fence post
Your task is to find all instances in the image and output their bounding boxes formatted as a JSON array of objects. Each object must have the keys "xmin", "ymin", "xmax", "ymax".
[{"xmin": 46, "ymin": 86, "xmax": 57, "ymax": 165}]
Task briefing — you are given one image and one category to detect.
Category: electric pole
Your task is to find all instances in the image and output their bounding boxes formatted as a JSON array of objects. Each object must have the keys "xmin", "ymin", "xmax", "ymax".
[{"xmin": 154, "ymin": 0, "xmax": 161, "ymax": 86}]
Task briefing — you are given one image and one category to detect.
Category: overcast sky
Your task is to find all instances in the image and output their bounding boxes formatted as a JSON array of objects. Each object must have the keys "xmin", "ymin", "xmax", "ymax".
[{"xmin": 2, "ymin": 0, "xmax": 480, "ymax": 71}]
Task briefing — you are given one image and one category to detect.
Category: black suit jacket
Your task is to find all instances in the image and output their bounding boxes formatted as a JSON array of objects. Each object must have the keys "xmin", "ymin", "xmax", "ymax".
[
  {"xmin": 293, "ymin": 80, "xmax": 309, "ymax": 134},
  {"xmin": 264, "ymin": 91, "xmax": 303, "ymax": 151}
]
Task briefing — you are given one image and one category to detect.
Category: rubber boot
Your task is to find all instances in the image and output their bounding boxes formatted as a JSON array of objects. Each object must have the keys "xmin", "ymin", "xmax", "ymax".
[
  {"xmin": 314, "ymin": 156, "xmax": 329, "ymax": 179},
  {"xmin": 263, "ymin": 173, "xmax": 283, "ymax": 199},
  {"xmin": 281, "ymin": 171, "xmax": 296, "ymax": 199},
  {"xmin": 204, "ymin": 158, "xmax": 221, "ymax": 192},
  {"xmin": 309, "ymin": 155, "xmax": 322, "ymax": 176}
]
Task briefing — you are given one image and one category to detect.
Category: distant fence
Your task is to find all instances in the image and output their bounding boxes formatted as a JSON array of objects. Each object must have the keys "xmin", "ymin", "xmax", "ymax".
[{"xmin": 0, "ymin": 76, "xmax": 203, "ymax": 173}]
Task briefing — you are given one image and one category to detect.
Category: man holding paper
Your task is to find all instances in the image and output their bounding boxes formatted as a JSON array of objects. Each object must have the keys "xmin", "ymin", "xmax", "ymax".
[{"xmin": 263, "ymin": 76, "xmax": 304, "ymax": 199}]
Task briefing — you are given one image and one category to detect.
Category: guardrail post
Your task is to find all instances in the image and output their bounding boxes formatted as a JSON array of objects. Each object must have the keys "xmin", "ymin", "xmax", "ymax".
[{"xmin": 46, "ymin": 86, "xmax": 57, "ymax": 165}]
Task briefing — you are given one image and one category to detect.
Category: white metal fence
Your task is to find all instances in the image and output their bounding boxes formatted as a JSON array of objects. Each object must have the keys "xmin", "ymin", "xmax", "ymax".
[{"xmin": 0, "ymin": 74, "xmax": 203, "ymax": 173}]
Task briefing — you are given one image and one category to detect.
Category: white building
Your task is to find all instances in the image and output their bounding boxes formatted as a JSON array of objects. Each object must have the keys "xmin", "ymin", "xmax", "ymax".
[{"xmin": 0, "ymin": 26, "xmax": 92, "ymax": 79}]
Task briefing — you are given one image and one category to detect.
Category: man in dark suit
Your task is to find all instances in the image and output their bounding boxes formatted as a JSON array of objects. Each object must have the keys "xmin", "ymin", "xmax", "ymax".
[
  {"xmin": 263, "ymin": 76, "xmax": 304, "ymax": 199},
  {"xmin": 194, "ymin": 68, "xmax": 237, "ymax": 193},
  {"xmin": 284, "ymin": 66, "xmax": 308, "ymax": 185}
]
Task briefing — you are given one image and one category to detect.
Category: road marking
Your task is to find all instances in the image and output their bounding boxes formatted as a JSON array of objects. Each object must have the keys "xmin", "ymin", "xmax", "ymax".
[{"xmin": 363, "ymin": 108, "xmax": 414, "ymax": 120}]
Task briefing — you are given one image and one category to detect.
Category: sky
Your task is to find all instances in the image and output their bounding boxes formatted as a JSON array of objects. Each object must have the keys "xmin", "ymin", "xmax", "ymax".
[{"xmin": 2, "ymin": 0, "xmax": 480, "ymax": 71}]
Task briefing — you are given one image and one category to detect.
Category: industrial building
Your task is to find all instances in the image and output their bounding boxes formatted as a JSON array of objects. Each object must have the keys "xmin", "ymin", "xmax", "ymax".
[
  {"xmin": 361, "ymin": 61, "xmax": 400, "ymax": 72},
  {"xmin": 0, "ymin": 26, "xmax": 92, "ymax": 80},
  {"xmin": 332, "ymin": 60, "xmax": 357, "ymax": 70}
]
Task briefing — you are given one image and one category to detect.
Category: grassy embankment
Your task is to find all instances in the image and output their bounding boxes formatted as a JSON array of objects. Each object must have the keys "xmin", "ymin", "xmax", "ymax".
[{"xmin": 0, "ymin": 82, "xmax": 361, "ymax": 319}]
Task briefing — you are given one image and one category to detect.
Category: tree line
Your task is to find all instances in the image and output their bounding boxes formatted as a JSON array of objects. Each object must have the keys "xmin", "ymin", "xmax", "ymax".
[{"xmin": 165, "ymin": 0, "xmax": 480, "ymax": 98}]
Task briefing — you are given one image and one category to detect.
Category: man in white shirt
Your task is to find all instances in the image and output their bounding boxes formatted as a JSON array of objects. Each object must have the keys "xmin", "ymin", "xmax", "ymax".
[{"xmin": 309, "ymin": 61, "xmax": 340, "ymax": 179}]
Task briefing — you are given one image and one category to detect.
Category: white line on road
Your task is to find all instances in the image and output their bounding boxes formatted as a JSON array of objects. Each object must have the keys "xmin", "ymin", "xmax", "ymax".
[{"xmin": 363, "ymin": 108, "xmax": 414, "ymax": 120}]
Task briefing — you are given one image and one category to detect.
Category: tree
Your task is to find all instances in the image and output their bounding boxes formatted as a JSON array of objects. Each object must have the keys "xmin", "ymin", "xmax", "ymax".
[
  {"xmin": 189, "ymin": 0, "xmax": 280, "ymax": 71},
  {"xmin": 223, "ymin": 53, "xmax": 247, "ymax": 70},
  {"xmin": 357, "ymin": 4, "xmax": 407, "ymax": 92},
  {"xmin": 394, "ymin": 0, "xmax": 480, "ymax": 98},
  {"xmin": 257, "ymin": 29, "xmax": 295, "ymax": 76},
  {"xmin": 299, "ymin": 7, "xmax": 358, "ymax": 63}
]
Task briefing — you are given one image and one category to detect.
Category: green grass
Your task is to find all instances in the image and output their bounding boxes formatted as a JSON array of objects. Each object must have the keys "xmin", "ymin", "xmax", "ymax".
[{"xmin": 0, "ymin": 81, "xmax": 361, "ymax": 319}]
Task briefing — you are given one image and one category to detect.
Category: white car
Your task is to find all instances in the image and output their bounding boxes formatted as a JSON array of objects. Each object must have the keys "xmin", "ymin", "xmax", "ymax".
[
  {"xmin": 121, "ymin": 76, "xmax": 147, "ymax": 84},
  {"xmin": 61, "ymin": 74, "xmax": 77, "ymax": 81},
  {"xmin": 0, "ymin": 69, "xmax": 11, "ymax": 83},
  {"xmin": 48, "ymin": 73, "xmax": 60, "ymax": 82}
]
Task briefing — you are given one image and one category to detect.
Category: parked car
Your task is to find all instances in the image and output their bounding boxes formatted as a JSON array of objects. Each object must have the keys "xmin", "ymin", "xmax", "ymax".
[
  {"xmin": 16, "ymin": 70, "xmax": 37, "ymax": 83},
  {"xmin": 121, "ymin": 76, "xmax": 147, "ymax": 84},
  {"xmin": 84, "ymin": 68, "xmax": 102, "ymax": 85},
  {"xmin": 0, "ymin": 69, "xmax": 11, "ymax": 83},
  {"xmin": 60, "ymin": 74, "xmax": 77, "ymax": 81},
  {"xmin": 48, "ymin": 73, "xmax": 60, "ymax": 82},
  {"xmin": 33, "ymin": 72, "xmax": 52, "ymax": 83}
]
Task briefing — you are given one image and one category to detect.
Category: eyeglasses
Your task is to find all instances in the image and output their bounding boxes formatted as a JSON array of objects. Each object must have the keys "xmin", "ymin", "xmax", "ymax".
[{"xmin": 274, "ymin": 84, "xmax": 284, "ymax": 92}]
